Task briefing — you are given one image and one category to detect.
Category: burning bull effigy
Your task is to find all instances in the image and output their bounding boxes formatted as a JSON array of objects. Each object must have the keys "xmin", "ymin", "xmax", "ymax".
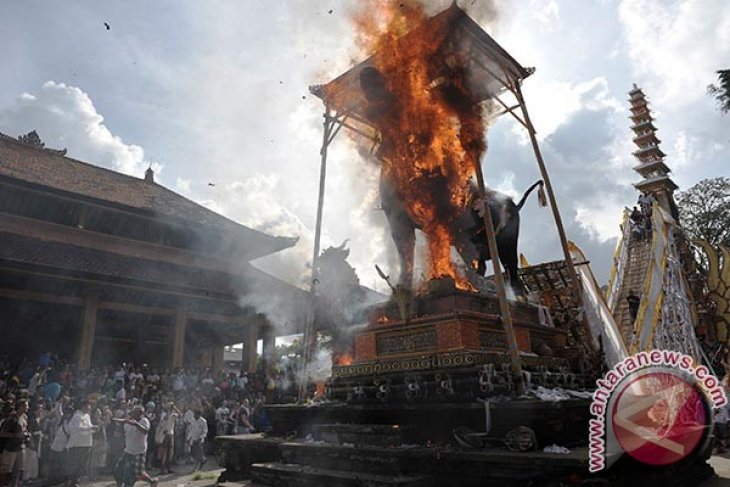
[
  {"xmin": 313, "ymin": 2, "xmax": 545, "ymax": 294},
  {"xmin": 304, "ymin": 1, "xmax": 598, "ymax": 400}
]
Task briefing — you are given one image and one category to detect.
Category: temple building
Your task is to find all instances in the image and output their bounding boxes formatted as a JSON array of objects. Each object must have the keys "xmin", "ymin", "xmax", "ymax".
[
  {"xmin": 0, "ymin": 130, "xmax": 307, "ymax": 372},
  {"xmin": 628, "ymin": 84, "xmax": 680, "ymax": 217},
  {"xmin": 604, "ymin": 86, "xmax": 701, "ymax": 358}
]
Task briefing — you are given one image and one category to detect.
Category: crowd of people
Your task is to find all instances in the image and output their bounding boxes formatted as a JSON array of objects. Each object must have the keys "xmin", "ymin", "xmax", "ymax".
[
  {"xmin": 628, "ymin": 192, "xmax": 656, "ymax": 241},
  {"xmin": 0, "ymin": 354, "xmax": 276, "ymax": 487}
]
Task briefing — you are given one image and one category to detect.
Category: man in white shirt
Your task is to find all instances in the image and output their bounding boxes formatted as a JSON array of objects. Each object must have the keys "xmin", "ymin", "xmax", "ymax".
[
  {"xmin": 186, "ymin": 411, "xmax": 208, "ymax": 471},
  {"xmin": 155, "ymin": 402, "xmax": 179, "ymax": 474},
  {"xmin": 215, "ymin": 404, "xmax": 230, "ymax": 436},
  {"xmin": 113, "ymin": 405, "xmax": 157, "ymax": 487},
  {"xmin": 66, "ymin": 401, "xmax": 98, "ymax": 487},
  {"xmin": 115, "ymin": 381, "xmax": 127, "ymax": 403},
  {"xmin": 182, "ymin": 406, "xmax": 195, "ymax": 465},
  {"xmin": 128, "ymin": 368, "xmax": 143, "ymax": 388}
]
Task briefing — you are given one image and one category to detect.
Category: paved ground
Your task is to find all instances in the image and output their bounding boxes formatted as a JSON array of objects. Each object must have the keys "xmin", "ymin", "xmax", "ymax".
[
  {"xmin": 79, "ymin": 458, "xmax": 230, "ymax": 487},
  {"xmin": 703, "ymin": 453, "xmax": 730, "ymax": 486},
  {"xmin": 73, "ymin": 453, "xmax": 730, "ymax": 487}
]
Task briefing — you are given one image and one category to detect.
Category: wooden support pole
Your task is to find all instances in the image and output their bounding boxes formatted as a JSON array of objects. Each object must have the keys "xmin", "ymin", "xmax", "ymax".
[
  {"xmin": 77, "ymin": 294, "xmax": 98, "ymax": 371},
  {"xmin": 512, "ymin": 82, "xmax": 595, "ymax": 355},
  {"xmin": 171, "ymin": 304, "xmax": 187, "ymax": 369},
  {"xmin": 299, "ymin": 108, "xmax": 334, "ymax": 402},
  {"xmin": 471, "ymin": 158, "xmax": 525, "ymax": 396}
]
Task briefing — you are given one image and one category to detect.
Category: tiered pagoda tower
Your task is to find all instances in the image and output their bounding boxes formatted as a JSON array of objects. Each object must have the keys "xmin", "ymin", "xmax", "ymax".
[
  {"xmin": 605, "ymin": 85, "xmax": 702, "ymax": 358},
  {"xmin": 628, "ymin": 84, "xmax": 679, "ymax": 217}
]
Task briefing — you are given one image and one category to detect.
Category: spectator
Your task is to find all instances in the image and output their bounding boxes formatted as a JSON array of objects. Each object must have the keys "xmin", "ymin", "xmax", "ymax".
[
  {"xmin": 155, "ymin": 402, "xmax": 179, "ymax": 475},
  {"xmin": 0, "ymin": 400, "xmax": 29, "ymax": 487},
  {"xmin": 89, "ymin": 405, "xmax": 109, "ymax": 481},
  {"xmin": 186, "ymin": 411, "xmax": 207, "ymax": 471},
  {"xmin": 46, "ymin": 407, "xmax": 73, "ymax": 485},
  {"xmin": 22, "ymin": 403, "xmax": 42, "ymax": 482},
  {"xmin": 66, "ymin": 400, "xmax": 99, "ymax": 487},
  {"xmin": 113, "ymin": 405, "xmax": 157, "ymax": 487},
  {"xmin": 627, "ymin": 290, "xmax": 641, "ymax": 323}
]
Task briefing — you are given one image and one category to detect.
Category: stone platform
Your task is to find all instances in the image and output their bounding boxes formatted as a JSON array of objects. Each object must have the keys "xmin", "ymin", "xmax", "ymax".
[
  {"xmin": 263, "ymin": 400, "xmax": 591, "ymax": 447},
  {"xmin": 328, "ymin": 285, "xmax": 583, "ymax": 403},
  {"xmin": 216, "ymin": 427, "xmax": 714, "ymax": 487}
]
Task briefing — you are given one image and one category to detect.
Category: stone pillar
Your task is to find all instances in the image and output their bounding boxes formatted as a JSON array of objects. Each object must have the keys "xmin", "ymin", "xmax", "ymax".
[
  {"xmin": 262, "ymin": 325, "xmax": 276, "ymax": 369},
  {"xmin": 242, "ymin": 321, "xmax": 260, "ymax": 373},
  {"xmin": 211, "ymin": 344, "xmax": 224, "ymax": 374},
  {"xmin": 171, "ymin": 305, "xmax": 187, "ymax": 369},
  {"xmin": 77, "ymin": 295, "xmax": 98, "ymax": 370}
]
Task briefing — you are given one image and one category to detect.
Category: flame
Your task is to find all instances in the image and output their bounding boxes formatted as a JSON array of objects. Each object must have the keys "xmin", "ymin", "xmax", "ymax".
[
  {"xmin": 335, "ymin": 352, "xmax": 353, "ymax": 366},
  {"xmin": 341, "ymin": 2, "xmax": 487, "ymax": 288}
]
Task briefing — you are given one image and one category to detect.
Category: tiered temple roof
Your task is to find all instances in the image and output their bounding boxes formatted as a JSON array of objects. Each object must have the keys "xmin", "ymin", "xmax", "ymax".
[{"xmin": 628, "ymin": 85, "xmax": 678, "ymax": 194}]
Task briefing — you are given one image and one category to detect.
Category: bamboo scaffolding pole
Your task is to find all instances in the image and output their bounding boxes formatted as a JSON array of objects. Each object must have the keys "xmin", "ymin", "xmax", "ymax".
[
  {"xmin": 472, "ymin": 155, "xmax": 525, "ymax": 396},
  {"xmin": 511, "ymin": 81, "xmax": 596, "ymax": 356},
  {"xmin": 298, "ymin": 108, "xmax": 335, "ymax": 402}
]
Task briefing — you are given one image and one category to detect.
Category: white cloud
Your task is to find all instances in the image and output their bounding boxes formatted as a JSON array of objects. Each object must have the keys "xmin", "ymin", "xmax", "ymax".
[
  {"xmin": 575, "ymin": 195, "xmax": 627, "ymax": 243},
  {"xmin": 175, "ymin": 177, "xmax": 191, "ymax": 194},
  {"xmin": 0, "ymin": 81, "xmax": 160, "ymax": 178},
  {"xmin": 619, "ymin": 0, "xmax": 730, "ymax": 106},
  {"xmin": 529, "ymin": 0, "xmax": 561, "ymax": 30},
  {"xmin": 519, "ymin": 76, "xmax": 622, "ymax": 141}
]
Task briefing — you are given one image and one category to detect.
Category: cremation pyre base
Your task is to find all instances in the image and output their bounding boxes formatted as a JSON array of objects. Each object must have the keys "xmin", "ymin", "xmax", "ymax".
[
  {"xmin": 329, "ymin": 285, "xmax": 584, "ymax": 403},
  {"xmin": 216, "ymin": 402, "xmax": 713, "ymax": 486}
]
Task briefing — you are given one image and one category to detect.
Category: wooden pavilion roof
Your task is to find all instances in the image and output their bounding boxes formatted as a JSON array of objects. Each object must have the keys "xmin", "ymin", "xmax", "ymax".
[{"xmin": 311, "ymin": 3, "xmax": 532, "ymax": 126}]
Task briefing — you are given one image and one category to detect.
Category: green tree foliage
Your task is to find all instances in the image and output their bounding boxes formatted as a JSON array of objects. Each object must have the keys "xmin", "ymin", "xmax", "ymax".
[
  {"xmin": 676, "ymin": 177, "xmax": 730, "ymax": 247},
  {"xmin": 708, "ymin": 69, "xmax": 730, "ymax": 113}
]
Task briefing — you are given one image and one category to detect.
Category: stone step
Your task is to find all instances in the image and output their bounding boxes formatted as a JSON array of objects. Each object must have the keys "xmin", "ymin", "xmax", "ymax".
[
  {"xmin": 280, "ymin": 441, "xmax": 411, "ymax": 475},
  {"xmin": 250, "ymin": 461, "xmax": 430, "ymax": 487},
  {"xmin": 214, "ymin": 434, "xmax": 285, "ymax": 482},
  {"xmin": 311, "ymin": 423, "xmax": 418, "ymax": 446}
]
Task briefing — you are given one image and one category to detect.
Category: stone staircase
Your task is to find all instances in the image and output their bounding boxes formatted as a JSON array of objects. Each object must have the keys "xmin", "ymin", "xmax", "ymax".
[{"xmin": 250, "ymin": 424, "xmax": 431, "ymax": 487}]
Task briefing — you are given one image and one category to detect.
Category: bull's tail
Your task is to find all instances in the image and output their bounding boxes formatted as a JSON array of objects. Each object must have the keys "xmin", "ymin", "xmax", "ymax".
[{"xmin": 515, "ymin": 180, "xmax": 545, "ymax": 211}]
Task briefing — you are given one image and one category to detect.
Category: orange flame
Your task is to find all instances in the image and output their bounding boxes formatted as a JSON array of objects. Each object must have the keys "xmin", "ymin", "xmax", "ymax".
[
  {"xmin": 344, "ymin": 2, "xmax": 487, "ymax": 288},
  {"xmin": 335, "ymin": 352, "xmax": 354, "ymax": 366}
]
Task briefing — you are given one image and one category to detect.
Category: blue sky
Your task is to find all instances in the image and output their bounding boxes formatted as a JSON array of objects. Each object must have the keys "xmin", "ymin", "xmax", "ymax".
[{"xmin": 1, "ymin": 0, "xmax": 728, "ymax": 292}]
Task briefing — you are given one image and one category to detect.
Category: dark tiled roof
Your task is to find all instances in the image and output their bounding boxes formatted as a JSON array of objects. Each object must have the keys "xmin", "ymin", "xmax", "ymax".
[
  {"xmin": 0, "ymin": 134, "xmax": 297, "ymax": 259},
  {"xmin": 0, "ymin": 231, "xmax": 239, "ymax": 296}
]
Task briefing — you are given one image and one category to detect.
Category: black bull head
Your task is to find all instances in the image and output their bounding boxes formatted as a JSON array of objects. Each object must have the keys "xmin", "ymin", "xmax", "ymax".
[{"xmin": 380, "ymin": 175, "xmax": 544, "ymax": 294}]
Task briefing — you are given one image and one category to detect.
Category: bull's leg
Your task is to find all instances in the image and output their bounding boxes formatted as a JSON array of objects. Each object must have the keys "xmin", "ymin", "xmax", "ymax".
[
  {"xmin": 498, "ymin": 239, "xmax": 524, "ymax": 296},
  {"xmin": 454, "ymin": 234, "xmax": 486, "ymax": 287},
  {"xmin": 396, "ymin": 226, "xmax": 415, "ymax": 290},
  {"xmin": 384, "ymin": 210, "xmax": 416, "ymax": 291}
]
